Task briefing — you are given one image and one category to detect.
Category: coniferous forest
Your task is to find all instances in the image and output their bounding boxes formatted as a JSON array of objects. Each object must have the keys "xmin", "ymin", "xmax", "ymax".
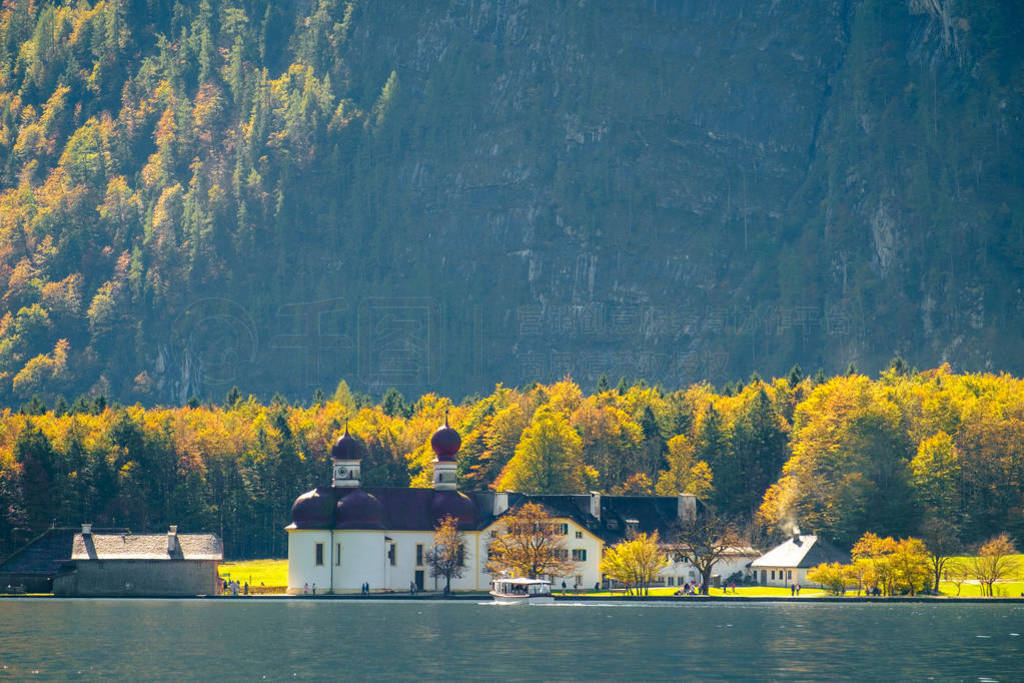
[{"xmin": 1, "ymin": 366, "xmax": 1022, "ymax": 558}]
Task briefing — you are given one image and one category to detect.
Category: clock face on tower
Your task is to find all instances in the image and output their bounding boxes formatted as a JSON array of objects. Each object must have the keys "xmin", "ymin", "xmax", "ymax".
[{"xmin": 334, "ymin": 464, "xmax": 347, "ymax": 479}]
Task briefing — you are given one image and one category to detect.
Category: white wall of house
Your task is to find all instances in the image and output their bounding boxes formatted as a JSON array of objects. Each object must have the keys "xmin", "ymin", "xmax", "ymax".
[
  {"xmin": 478, "ymin": 517, "xmax": 604, "ymax": 590},
  {"xmin": 659, "ymin": 558, "xmax": 702, "ymax": 587},
  {"xmin": 657, "ymin": 553, "xmax": 757, "ymax": 587},
  {"xmin": 752, "ymin": 566, "xmax": 815, "ymax": 587},
  {"xmin": 714, "ymin": 554, "xmax": 758, "ymax": 580}
]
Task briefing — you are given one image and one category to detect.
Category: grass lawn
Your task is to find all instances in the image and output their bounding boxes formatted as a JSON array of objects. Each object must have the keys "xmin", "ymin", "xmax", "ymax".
[
  {"xmin": 219, "ymin": 559, "xmax": 288, "ymax": 591},
  {"xmin": 947, "ymin": 553, "xmax": 1024, "ymax": 565},
  {"xmin": 937, "ymin": 581, "xmax": 1024, "ymax": 598},
  {"xmin": 579, "ymin": 585, "xmax": 827, "ymax": 598}
]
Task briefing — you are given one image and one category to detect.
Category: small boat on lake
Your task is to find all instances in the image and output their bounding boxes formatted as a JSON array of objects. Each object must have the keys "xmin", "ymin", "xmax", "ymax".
[{"xmin": 489, "ymin": 577, "xmax": 554, "ymax": 605}]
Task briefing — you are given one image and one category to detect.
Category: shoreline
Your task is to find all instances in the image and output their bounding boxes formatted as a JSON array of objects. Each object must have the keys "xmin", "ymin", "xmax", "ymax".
[{"xmin": 3, "ymin": 593, "xmax": 1022, "ymax": 603}]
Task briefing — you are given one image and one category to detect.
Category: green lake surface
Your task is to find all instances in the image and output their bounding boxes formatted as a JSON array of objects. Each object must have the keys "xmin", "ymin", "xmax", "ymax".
[{"xmin": 1, "ymin": 599, "xmax": 1022, "ymax": 680}]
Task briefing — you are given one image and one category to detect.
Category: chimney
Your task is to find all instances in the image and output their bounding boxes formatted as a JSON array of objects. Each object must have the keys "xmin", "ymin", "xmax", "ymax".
[
  {"xmin": 81, "ymin": 523, "xmax": 92, "ymax": 536},
  {"xmin": 589, "ymin": 492, "xmax": 601, "ymax": 522},
  {"xmin": 493, "ymin": 492, "xmax": 509, "ymax": 517},
  {"xmin": 677, "ymin": 493, "xmax": 696, "ymax": 522},
  {"xmin": 167, "ymin": 525, "xmax": 179, "ymax": 553}
]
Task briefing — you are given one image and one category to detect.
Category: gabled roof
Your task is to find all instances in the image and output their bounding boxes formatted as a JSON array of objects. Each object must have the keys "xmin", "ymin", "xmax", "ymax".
[
  {"xmin": 751, "ymin": 535, "xmax": 849, "ymax": 569},
  {"xmin": 665, "ymin": 544, "xmax": 761, "ymax": 558},
  {"xmin": 0, "ymin": 528, "xmax": 80, "ymax": 575},
  {"xmin": 495, "ymin": 493, "xmax": 693, "ymax": 544},
  {"xmin": 503, "ymin": 494, "xmax": 597, "ymax": 534},
  {"xmin": 598, "ymin": 495, "xmax": 682, "ymax": 542},
  {"xmin": 71, "ymin": 533, "xmax": 223, "ymax": 561}
]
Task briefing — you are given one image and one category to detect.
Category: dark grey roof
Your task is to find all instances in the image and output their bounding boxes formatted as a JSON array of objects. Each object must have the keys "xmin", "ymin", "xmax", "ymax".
[
  {"xmin": 0, "ymin": 528, "xmax": 79, "ymax": 575},
  {"xmin": 500, "ymin": 493, "xmax": 694, "ymax": 543},
  {"xmin": 288, "ymin": 484, "xmax": 699, "ymax": 542},
  {"xmin": 71, "ymin": 533, "xmax": 223, "ymax": 561},
  {"xmin": 751, "ymin": 535, "xmax": 850, "ymax": 569}
]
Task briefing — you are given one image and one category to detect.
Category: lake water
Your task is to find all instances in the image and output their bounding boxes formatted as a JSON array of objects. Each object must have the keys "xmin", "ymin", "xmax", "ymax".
[{"xmin": 1, "ymin": 599, "xmax": 1023, "ymax": 680}]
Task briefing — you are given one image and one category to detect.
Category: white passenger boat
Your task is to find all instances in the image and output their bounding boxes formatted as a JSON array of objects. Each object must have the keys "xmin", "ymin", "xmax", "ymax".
[{"xmin": 489, "ymin": 577, "xmax": 554, "ymax": 605}]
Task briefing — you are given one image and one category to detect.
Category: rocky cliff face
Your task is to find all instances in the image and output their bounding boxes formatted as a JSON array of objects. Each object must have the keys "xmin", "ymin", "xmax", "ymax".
[
  {"xmin": 248, "ymin": 0, "xmax": 1018, "ymax": 401},
  {"xmin": 4, "ymin": 0, "xmax": 1018, "ymax": 404}
]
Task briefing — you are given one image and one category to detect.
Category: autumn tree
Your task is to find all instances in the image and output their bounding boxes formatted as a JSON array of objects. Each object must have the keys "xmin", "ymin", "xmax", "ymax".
[
  {"xmin": 850, "ymin": 532, "xmax": 895, "ymax": 595},
  {"xmin": 970, "ymin": 533, "xmax": 1019, "ymax": 597},
  {"xmin": 910, "ymin": 432, "xmax": 962, "ymax": 527},
  {"xmin": 672, "ymin": 506, "xmax": 740, "ymax": 595},
  {"xmin": 424, "ymin": 514, "xmax": 466, "ymax": 594},
  {"xmin": 486, "ymin": 503, "xmax": 573, "ymax": 580},
  {"xmin": 920, "ymin": 515, "xmax": 960, "ymax": 594},
  {"xmin": 497, "ymin": 407, "xmax": 586, "ymax": 493},
  {"xmin": 851, "ymin": 532, "xmax": 930, "ymax": 596},
  {"xmin": 760, "ymin": 377, "xmax": 916, "ymax": 547},
  {"xmin": 943, "ymin": 560, "xmax": 970, "ymax": 596},
  {"xmin": 888, "ymin": 537, "xmax": 930, "ymax": 596},
  {"xmin": 599, "ymin": 531, "xmax": 668, "ymax": 596},
  {"xmin": 806, "ymin": 562, "xmax": 848, "ymax": 595},
  {"xmin": 654, "ymin": 434, "xmax": 713, "ymax": 499}
]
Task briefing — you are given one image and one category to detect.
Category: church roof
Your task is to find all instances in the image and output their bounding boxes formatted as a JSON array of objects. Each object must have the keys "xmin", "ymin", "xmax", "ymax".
[
  {"xmin": 288, "ymin": 485, "xmax": 703, "ymax": 543},
  {"xmin": 751, "ymin": 534, "xmax": 849, "ymax": 569},
  {"xmin": 70, "ymin": 533, "xmax": 223, "ymax": 561}
]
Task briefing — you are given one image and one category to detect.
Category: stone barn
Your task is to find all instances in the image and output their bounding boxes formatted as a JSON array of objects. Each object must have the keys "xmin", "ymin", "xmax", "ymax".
[{"xmin": 53, "ymin": 525, "xmax": 223, "ymax": 597}]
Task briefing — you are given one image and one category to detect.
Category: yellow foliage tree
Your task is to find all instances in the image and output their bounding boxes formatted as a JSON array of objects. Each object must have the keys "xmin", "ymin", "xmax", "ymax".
[
  {"xmin": 599, "ymin": 531, "xmax": 668, "ymax": 596},
  {"xmin": 497, "ymin": 407, "xmax": 585, "ymax": 493},
  {"xmin": 654, "ymin": 434, "xmax": 714, "ymax": 499},
  {"xmin": 806, "ymin": 562, "xmax": 848, "ymax": 595}
]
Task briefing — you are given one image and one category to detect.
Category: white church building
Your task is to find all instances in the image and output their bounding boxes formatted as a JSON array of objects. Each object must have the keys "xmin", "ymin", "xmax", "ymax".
[{"xmin": 287, "ymin": 419, "xmax": 754, "ymax": 594}]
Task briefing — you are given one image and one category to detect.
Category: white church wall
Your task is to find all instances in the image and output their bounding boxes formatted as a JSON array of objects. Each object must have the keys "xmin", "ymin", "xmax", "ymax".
[
  {"xmin": 287, "ymin": 530, "xmax": 333, "ymax": 594},
  {"xmin": 288, "ymin": 530, "xmax": 492, "ymax": 592}
]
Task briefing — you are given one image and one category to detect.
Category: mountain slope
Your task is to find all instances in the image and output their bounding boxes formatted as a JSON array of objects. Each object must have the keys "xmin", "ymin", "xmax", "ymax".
[{"xmin": 0, "ymin": 0, "xmax": 1021, "ymax": 405}]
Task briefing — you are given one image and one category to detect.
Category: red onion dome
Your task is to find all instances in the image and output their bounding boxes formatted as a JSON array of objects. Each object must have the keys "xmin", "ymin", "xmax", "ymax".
[
  {"xmin": 430, "ymin": 413, "xmax": 461, "ymax": 462},
  {"xmin": 335, "ymin": 489, "xmax": 385, "ymax": 529},
  {"xmin": 430, "ymin": 490, "xmax": 478, "ymax": 530},
  {"xmin": 290, "ymin": 487, "xmax": 335, "ymax": 529},
  {"xmin": 330, "ymin": 424, "xmax": 362, "ymax": 461}
]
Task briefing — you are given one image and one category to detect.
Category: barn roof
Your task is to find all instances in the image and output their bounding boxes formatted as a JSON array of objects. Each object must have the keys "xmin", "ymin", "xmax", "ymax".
[
  {"xmin": 0, "ymin": 528, "xmax": 80, "ymax": 576},
  {"xmin": 71, "ymin": 533, "xmax": 223, "ymax": 561}
]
